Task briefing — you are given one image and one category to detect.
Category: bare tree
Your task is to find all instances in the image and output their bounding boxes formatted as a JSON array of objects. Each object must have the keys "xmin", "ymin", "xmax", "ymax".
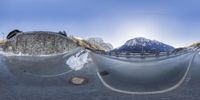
[
  {"xmin": 58, "ymin": 31, "xmax": 67, "ymax": 37},
  {"xmin": 63, "ymin": 31, "xmax": 67, "ymax": 37}
]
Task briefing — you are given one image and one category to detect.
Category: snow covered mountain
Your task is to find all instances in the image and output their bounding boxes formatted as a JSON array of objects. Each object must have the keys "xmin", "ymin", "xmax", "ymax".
[
  {"xmin": 69, "ymin": 36, "xmax": 113, "ymax": 51},
  {"xmin": 113, "ymin": 37, "xmax": 175, "ymax": 53},
  {"xmin": 87, "ymin": 37, "xmax": 113, "ymax": 51}
]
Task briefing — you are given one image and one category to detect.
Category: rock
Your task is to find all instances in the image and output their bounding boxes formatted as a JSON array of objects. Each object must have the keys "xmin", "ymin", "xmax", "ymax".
[
  {"xmin": 69, "ymin": 76, "xmax": 88, "ymax": 85},
  {"xmin": 99, "ymin": 71, "xmax": 110, "ymax": 76},
  {"xmin": 6, "ymin": 29, "xmax": 22, "ymax": 39}
]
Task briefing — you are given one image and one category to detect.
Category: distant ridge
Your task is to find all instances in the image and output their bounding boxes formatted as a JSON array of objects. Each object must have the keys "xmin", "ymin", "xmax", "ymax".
[{"xmin": 112, "ymin": 37, "xmax": 175, "ymax": 53}]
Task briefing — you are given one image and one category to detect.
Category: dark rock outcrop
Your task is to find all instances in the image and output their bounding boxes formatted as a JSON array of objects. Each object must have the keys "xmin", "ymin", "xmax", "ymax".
[{"xmin": 6, "ymin": 29, "xmax": 22, "ymax": 39}]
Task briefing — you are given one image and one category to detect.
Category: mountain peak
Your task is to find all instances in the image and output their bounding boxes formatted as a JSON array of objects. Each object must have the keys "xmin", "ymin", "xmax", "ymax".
[
  {"xmin": 113, "ymin": 37, "xmax": 175, "ymax": 53},
  {"xmin": 125, "ymin": 37, "xmax": 151, "ymax": 46},
  {"xmin": 87, "ymin": 37, "xmax": 113, "ymax": 51}
]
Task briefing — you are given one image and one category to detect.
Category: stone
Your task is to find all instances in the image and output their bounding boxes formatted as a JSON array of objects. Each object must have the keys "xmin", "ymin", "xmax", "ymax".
[{"xmin": 69, "ymin": 76, "xmax": 88, "ymax": 85}]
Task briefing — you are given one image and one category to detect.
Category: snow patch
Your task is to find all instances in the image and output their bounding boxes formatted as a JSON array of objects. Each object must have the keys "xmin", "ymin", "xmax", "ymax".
[
  {"xmin": 66, "ymin": 50, "xmax": 91, "ymax": 71},
  {"xmin": 0, "ymin": 51, "xmax": 29, "ymax": 56},
  {"xmin": 74, "ymin": 36, "xmax": 84, "ymax": 40},
  {"xmin": 0, "ymin": 51, "xmax": 70, "ymax": 57}
]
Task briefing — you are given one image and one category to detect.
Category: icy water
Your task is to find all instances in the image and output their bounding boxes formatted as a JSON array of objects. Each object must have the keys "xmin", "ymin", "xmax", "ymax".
[{"xmin": 0, "ymin": 51, "xmax": 200, "ymax": 100}]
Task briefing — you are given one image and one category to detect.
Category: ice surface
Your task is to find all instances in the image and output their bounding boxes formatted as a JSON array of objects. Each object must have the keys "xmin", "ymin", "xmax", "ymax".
[{"xmin": 0, "ymin": 51, "xmax": 72, "ymax": 57}]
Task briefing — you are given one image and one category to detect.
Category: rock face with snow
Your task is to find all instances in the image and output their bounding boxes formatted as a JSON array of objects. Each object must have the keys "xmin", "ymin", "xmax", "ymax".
[
  {"xmin": 113, "ymin": 37, "xmax": 175, "ymax": 53},
  {"xmin": 3, "ymin": 31, "xmax": 78, "ymax": 55},
  {"xmin": 2, "ymin": 30, "xmax": 113, "ymax": 55},
  {"xmin": 87, "ymin": 37, "xmax": 113, "ymax": 51}
]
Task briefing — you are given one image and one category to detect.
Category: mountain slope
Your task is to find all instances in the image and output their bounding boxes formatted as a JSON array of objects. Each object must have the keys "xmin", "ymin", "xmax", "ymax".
[
  {"xmin": 113, "ymin": 37, "xmax": 175, "ymax": 53},
  {"xmin": 69, "ymin": 36, "xmax": 104, "ymax": 51},
  {"xmin": 189, "ymin": 42, "xmax": 200, "ymax": 48},
  {"xmin": 87, "ymin": 37, "xmax": 113, "ymax": 51}
]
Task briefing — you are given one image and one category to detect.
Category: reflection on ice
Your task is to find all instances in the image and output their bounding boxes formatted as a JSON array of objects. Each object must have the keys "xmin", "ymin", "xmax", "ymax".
[
  {"xmin": 1, "ymin": 48, "xmax": 82, "ymax": 77},
  {"xmin": 91, "ymin": 52, "xmax": 196, "ymax": 94}
]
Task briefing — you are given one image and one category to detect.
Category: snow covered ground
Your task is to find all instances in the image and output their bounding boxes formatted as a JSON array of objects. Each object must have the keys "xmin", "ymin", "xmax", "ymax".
[
  {"xmin": 0, "ymin": 47, "xmax": 82, "ymax": 57},
  {"xmin": 66, "ymin": 49, "xmax": 92, "ymax": 71}
]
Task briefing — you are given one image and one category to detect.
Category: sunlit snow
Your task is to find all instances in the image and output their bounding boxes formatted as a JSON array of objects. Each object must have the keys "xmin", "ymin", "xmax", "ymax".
[{"xmin": 66, "ymin": 50, "xmax": 91, "ymax": 71}]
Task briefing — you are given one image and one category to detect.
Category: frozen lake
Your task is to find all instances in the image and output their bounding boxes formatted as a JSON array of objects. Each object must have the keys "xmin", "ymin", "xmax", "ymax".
[
  {"xmin": 0, "ymin": 51, "xmax": 200, "ymax": 100},
  {"xmin": 91, "ymin": 52, "xmax": 195, "ymax": 94}
]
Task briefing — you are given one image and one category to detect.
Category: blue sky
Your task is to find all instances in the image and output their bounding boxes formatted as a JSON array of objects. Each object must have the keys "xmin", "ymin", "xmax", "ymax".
[{"xmin": 1, "ymin": 0, "xmax": 200, "ymax": 48}]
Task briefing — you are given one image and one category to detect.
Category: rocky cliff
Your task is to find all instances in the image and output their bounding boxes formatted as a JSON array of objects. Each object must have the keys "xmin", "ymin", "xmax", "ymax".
[{"xmin": 3, "ymin": 31, "xmax": 79, "ymax": 55}]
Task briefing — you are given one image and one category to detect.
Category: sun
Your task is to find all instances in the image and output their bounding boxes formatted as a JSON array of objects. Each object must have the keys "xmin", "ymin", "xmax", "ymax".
[
  {"xmin": 124, "ymin": 25, "xmax": 156, "ymax": 39},
  {"xmin": 118, "ymin": 19, "xmax": 159, "ymax": 40}
]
